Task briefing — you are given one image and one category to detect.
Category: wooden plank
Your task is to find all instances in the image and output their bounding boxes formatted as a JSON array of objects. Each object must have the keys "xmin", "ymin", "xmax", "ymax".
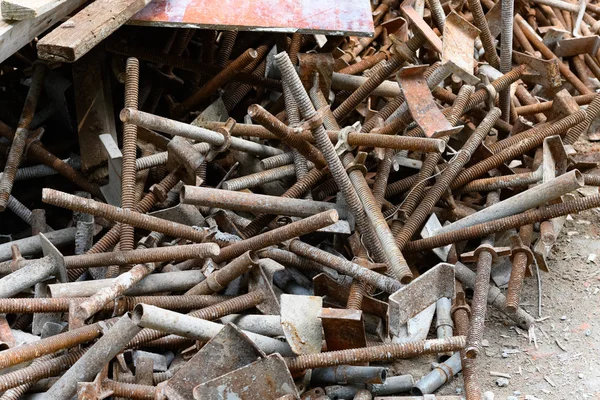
[
  {"xmin": 130, "ymin": 0, "xmax": 374, "ymax": 36},
  {"xmin": 1, "ymin": 0, "xmax": 62, "ymax": 20},
  {"xmin": 72, "ymin": 48, "xmax": 117, "ymax": 171},
  {"xmin": 0, "ymin": 0, "xmax": 86, "ymax": 64},
  {"xmin": 37, "ymin": 0, "xmax": 151, "ymax": 63}
]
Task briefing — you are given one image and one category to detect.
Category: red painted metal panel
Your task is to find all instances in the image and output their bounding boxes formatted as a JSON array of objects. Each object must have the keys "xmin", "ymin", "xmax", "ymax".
[{"xmin": 130, "ymin": 0, "xmax": 374, "ymax": 36}]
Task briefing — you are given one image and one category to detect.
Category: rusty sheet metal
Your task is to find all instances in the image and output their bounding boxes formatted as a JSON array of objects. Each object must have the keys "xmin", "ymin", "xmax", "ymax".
[
  {"xmin": 554, "ymin": 35, "xmax": 600, "ymax": 57},
  {"xmin": 193, "ymin": 354, "xmax": 299, "ymax": 400},
  {"xmin": 299, "ymin": 53, "xmax": 334, "ymax": 94},
  {"xmin": 512, "ymin": 51, "xmax": 561, "ymax": 88},
  {"xmin": 400, "ymin": 0, "xmax": 443, "ymax": 54},
  {"xmin": 388, "ymin": 263, "xmax": 455, "ymax": 336},
  {"xmin": 312, "ymin": 272, "xmax": 388, "ymax": 321},
  {"xmin": 130, "ymin": 0, "xmax": 374, "ymax": 36},
  {"xmin": 165, "ymin": 323, "xmax": 264, "ymax": 400},
  {"xmin": 441, "ymin": 12, "xmax": 480, "ymax": 85},
  {"xmin": 397, "ymin": 66, "xmax": 462, "ymax": 138},
  {"xmin": 319, "ymin": 307, "xmax": 367, "ymax": 351},
  {"xmin": 280, "ymin": 294, "xmax": 323, "ymax": 355}
]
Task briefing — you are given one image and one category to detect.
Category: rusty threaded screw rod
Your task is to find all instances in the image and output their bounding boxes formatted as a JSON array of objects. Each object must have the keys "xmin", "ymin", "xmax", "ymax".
[
  {"xmin": 0, "ymin": 322, "xmax": 103, "ymax": 369},
  {"xmin": 451, "ymin": 111, "xmax": 585, "ymax": 189},
  {"xmin": 468, "ymin": 0, "xmax": 500, "ymax": 68},
  {"xmin": 288, "ymin": 239, "xmax": 402, "ymax": 294},
  {"xmin": 174, "ymin": 48, "xmax": 258, "ymax": 115},
  {"xmin": 0, "ymin": 64, "xmax": 46, "ymax": 211},
  {"xmin": 0, "ymin": 295, "xmax": 229, "ymax": 314},
  {"xmin": 0, "ymin": 348, "xmax": 86, "ymax": 392},
  {"xmin": 0, "ymin": 355, "xmax": 56, "ymax": 400},
  {"xmin": 185, "ymin": 251, "xmax": 258, "ymax": 295},
  {"xmin": 457, "ymin": 168, "xmax": 542, "ymax": 193},
  {"xmin": 68, "ymin": 171, "xmax": 182, "ymax": 280},
  {"xmin": 499, "ymin": 0, "xmax": 514, "ymax": 121},
  {"xmin": 396, "ymin": 108, "xmax": 501, "ymax": 251},
  {"xmin": 332, "ymin": 33, "xmax": 424, "ymax": 121},
  {"xmin": 74, "ymin": 244, "xmax": 220, "ymax": 320},
  {"xmin": 505, "ymin": 224, "xmax": 534, "ymax": 313},
  {"xmin": 466, "ymin": 191, "xmax": 500, "ymax": 359},
  {"xmin": 240, "ymin": 168, "xmax": 326, "ymax": 238},
  {"xmin": 0, "ymin": 121, "xmax": 103, "ymax": 199},
  {"xmin": 343, "ymin": 152, "xmax": 412, "ymax": 283},
  {"xmin": 60, "ymin": 243, "xmax": 219, "ymax": 270},
  {"xmin": 213, "ymin": 209, "xmax": 338, "ymax": 263},
  {"xmin": 42, "ymin": 189, "xmax": 207, "ymax": 242},
  {"xmin": 275, "ymin": 51, "xmax": 386, "ymax": 263},
  {"xmin": 102, "ymin": 379, "xmax": 162, "ymax": 400},
  {"xmin": 248, "ymin": 104, "xmax": 327, "ymax": 168},
  {"xmin": 222, "ymin": 163, "xmax": 314, "ymax": 191},
  {"xmin": 565, "ymin": 93, "xmax": 600, "ymax": 144},
  {"xmin": 121, "ymin": 57, "xmax": 140, "ymax": 252},
  {"xmin": 452, "ymin": 282, "xmax": 480, "ymax": 400},
  {"xmin": 285, "ymin": 336, "xmax": 466, "ymax": 370}
]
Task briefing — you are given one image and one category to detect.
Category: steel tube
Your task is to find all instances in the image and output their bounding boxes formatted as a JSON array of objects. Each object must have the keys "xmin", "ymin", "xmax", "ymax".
[
  {"xmin": 369, "ymin": 374, "xmax": 415, "ymax": 395},
  {"xmin": 0, "ymin": 228, "xmax": 76, "ymax": 262},
  {"xmin": 131, "ymin": 303, "xmax": 293, "ymax": 355},
  {"xmin": 48, "ymin": 270, "xmax": 206, "ymax": 298},
  {"xmin": 219, "ymin": 314, "xmax": 283, "ymax": 336},
  {"xmin": 331, "ymin": 72, "xmax": 401, "ymax": 97},
  {"xmin": 411, "ymin": 352, "xmax": 462, "ymax": 395},
  {"xmin": 181, "ymin": 186, "xmax": 345, "ymax": 218},
  {"xmin": 0, "ymin": 257, "xmax": 56, "ymax": 298},
  {"xmin": 63, "ymin": 243, "xmax": 219, "ymax": 269},
  {"xmin": 435, "ymin": 297, "xmax": 454, "ymax": 362},
  {"xmin": 120, "ymin": 108, "xmax": 282, "ymax": 157},
  {"xmin": 43, "ymin": 314, "xmax": 142, "ymax": 400},
  {"xmin": 438, "ymin": 170, "xmax": 583, "ymax": 235},
  {"xmin": 185, "ymin": 251, "xmax": 258, "ymax": 295},
  {"xmin": 312, "ymin": 366, "xmax": 387, "ymax": 385}
]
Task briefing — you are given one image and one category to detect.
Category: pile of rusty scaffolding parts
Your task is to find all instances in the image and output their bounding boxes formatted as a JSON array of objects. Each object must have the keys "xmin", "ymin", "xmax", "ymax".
[{"xmin": 2, "ymin": 0, "xmax": 600, "ymax": 398}]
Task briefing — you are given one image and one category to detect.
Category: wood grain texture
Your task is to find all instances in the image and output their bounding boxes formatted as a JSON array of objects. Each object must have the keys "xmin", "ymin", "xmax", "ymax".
[
  {"xmin": 1, "ymin": 0, "xmax": 61, "ymax": 20},
  {"xmin": 37, "ymin": 0, "xmax": 151, "ymax": 63},
  {"xmin": 0, "ymin": 0, "xmax": 86, "ymax": 64}
]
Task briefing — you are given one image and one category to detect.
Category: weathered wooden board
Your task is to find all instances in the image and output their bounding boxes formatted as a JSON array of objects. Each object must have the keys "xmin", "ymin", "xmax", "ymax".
[
  {"xmin": 37, "ymin": 0, "xmax": 151, "ymax": 63},
  {"xmin": 0, "ymin": 0, "xmax": 86, "ymax": 64},
  {"xmin": 130, "ymin": 0, "xmax": 374, "ymax": 36},
  {"xmin": 1, "ymin": 0, "xmax": 62, "ymax": 20}
]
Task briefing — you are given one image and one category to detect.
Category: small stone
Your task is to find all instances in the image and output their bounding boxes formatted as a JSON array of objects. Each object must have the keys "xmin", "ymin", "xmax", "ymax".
[
  {"xmin": 579, "ymin": 373, "xmax": 585, "ymax": 379},
  {"xmin": 561, "ymin": 315, "xmax": 567, "ymax": 320},
  {"xmin": 496, "ymin": 378, "xmax": 509, "ymax": 387},
  {"xmin": 483, "ymin": 391, "xmax": 494, "ymax": 400},
  {"xmin": 586, "ymin": 329, "xmax": 592, "ymax": 336},
  {"xmin": 567, "ymin": 231, "xmax": 579, "ymax": 236},
  {"xmin": 507, "ymin": 397, "xmax": 518, "ymax": 400},
  {"xmin": 588, "ymin": 254, "xmax": 597, "ymax": 264},
  {"xmin": 513, "ymin": 391, "xmax": 521, "ymax": 396},
  {"xmin": 456, "ymin": 387, "xmax": 462, "ymax": 394},
  {"xmin": 482, "ymin": 339, "xmax": 490, "ymax": 347}
]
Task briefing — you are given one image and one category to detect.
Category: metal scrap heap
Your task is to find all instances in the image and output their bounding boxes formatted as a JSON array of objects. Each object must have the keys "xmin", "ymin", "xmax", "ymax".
[{"xmin": 0, "ymin": 0, "xmax": 599, "ymax": 398}]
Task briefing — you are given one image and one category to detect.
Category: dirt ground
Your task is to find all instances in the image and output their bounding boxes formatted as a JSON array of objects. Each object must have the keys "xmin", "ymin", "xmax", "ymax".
[{"xmin": 392, "ymin": 206, "xmax": 600, "ymax": 400}]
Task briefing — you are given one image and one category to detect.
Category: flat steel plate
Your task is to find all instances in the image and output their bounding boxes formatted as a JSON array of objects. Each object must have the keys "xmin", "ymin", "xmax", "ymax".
[{"xmin": 130, "ymin": 0, "xmax": 374, "ymax": 36}]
